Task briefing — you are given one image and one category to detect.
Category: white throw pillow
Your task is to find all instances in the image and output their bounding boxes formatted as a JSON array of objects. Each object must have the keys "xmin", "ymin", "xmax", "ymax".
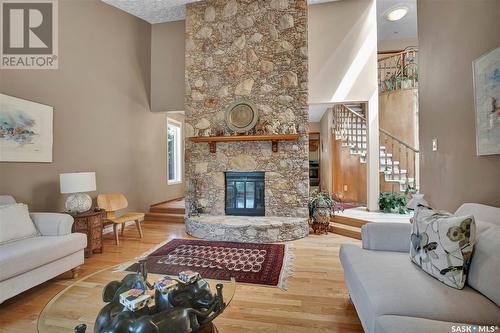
[
  {"xmin": 0, "ymin": 203, "xmax": 39, "ymax": 244},
  {"xmin": 410, "ymin": 206, "xmax": 476, "ymax": 289}
]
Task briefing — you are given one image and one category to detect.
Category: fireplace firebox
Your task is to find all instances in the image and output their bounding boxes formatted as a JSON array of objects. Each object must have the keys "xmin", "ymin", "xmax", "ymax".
[{"xmin": 225, "ymin": 172, "xmax": 265, "ymax": 216}]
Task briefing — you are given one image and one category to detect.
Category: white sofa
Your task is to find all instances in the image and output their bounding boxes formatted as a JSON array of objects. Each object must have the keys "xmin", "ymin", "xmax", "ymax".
[
  {"xmin": 340, "ymin": 203, "xmax": 500, "ymax": 333},
  {"xmin": 0, "ymin": 195, "xmax": 87, "ymax": 303}
]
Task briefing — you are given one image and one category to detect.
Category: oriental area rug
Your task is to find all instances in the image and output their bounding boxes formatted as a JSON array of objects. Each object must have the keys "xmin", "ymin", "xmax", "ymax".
[{"xmin": 123, "ymin": 239, "xmax": 293, "ymax": 289}]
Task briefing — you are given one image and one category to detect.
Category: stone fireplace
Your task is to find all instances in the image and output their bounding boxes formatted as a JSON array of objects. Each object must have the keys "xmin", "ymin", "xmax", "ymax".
[{"xmin": 184, "ymin": 0, "xmax": 309, "ymax": 242}]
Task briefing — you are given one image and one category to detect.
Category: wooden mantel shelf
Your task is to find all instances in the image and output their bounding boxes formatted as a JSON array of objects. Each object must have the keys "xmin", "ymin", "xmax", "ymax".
[{"xmin": 189, "ymin": 134, "xmax": 299, "ymax": 153}]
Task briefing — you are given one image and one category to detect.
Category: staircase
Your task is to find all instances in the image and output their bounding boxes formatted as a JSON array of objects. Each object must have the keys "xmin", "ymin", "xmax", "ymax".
[
  {"xmin": 144, "ymin": 198, "xmax": 185, "ymax": 223},
  {"xmin": 333, "ymin": 103, "xmax": 419, "ymax": 193}
]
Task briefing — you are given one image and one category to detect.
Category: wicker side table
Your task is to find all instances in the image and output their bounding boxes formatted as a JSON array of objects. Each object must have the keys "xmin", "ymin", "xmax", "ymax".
[{"xmin": 71, "ymin": 209, "xmax": 106, "ymax": 258}]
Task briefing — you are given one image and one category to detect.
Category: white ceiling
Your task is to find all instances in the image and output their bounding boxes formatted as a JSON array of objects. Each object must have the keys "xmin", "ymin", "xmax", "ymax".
[
  {"xmin": 309, "ymin": 104, "xmax": 332, "ymax": 122},
  {"xmin": 377, "ymin": 0, "xmax": 417, "ymax": 41},
  {"xmin": 102, "ymin": 0, "xmax": 201, "ymax": 24}
]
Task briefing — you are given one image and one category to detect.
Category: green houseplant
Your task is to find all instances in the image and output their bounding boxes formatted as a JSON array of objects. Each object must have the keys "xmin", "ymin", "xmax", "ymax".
[
  {"xmin": 379, "ymin": 192, "xmax": 408, "ymax": 214},
  {"xmin": 308, "ymin": 191, "xmax": 339, "ymax": 234}
]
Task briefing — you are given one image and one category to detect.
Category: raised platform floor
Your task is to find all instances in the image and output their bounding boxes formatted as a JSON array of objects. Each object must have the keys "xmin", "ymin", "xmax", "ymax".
[
  {"xmin": 185, "ymin": 215, "xmax": 309, "ymax": 243},
  {"xmin": 330, "ymin": 207, "xmax": 413, "ymax": 239},
  {"xmin": 336, "ymin": 207, "xmax": 413, "ymax": 224}
]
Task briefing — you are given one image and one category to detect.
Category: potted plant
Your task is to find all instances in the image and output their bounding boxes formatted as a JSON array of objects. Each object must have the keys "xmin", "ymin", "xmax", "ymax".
[
  {"xmin": 378, "ymin": 192, "xmax": 408, "ymax": 214},
  {"xmin": 308, "ymin": 191, "xmax": 339, "ymax": 234}
]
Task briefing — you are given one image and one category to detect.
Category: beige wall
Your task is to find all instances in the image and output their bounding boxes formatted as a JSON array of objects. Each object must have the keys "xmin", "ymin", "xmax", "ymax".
[
  {"xmin": 0, "ymin": 0, "xmax": 184, "ymax": 212},
  {"xmin": 319, "ymin": 109, "xmax": 333, "ymax": 192},
  {"xmin": 378, "ymin": 38, "xmax": 418, "ymax": 53},
  {"xmin": 151, "ymin": 21, "xmax": 185, "ymax": 112},
  {"xmin": 379, "ymin": 88, "xmax": 418, "ymax": 148},
  {"xmin": 418, "ymin": 0, "xmax": 500, "ymax": 211},
  {"xmin": 308, "ymin": 0, "xmax": 378, "ymax": 103},
  {"xmin": 309, "ymin": 122, "xmax": 320, "ymax": 133}
]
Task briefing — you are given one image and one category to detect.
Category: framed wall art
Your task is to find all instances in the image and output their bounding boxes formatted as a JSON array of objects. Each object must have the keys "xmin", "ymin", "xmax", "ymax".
[
  {"xmin": 0, "ymin": 94, "xmax": 53, "ymax": 162},
  {"xmin": 473, "ymin": 46, "xmax": 500, "ymax": 156}
]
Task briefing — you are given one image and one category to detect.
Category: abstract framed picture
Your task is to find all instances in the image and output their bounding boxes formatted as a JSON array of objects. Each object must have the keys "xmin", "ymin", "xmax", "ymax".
[
  {"xmin": 0, "ymin": 94, "xmax": 53, "ymax": 162},
  {"xmin": 473, "ymin": 46, "xmax": 500, "ymax": 156}
]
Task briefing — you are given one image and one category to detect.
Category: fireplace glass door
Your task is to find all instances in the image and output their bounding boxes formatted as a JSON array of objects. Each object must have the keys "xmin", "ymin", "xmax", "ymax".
[{"xmin": 225, "ymin": 172, "xmax": 265, "ymax": 216}]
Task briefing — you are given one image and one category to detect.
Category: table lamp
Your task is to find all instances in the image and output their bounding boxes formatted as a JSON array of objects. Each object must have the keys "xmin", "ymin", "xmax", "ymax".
[{"xmin": 60, "ymin": 172, "xmax": 96, "ymax": 213}]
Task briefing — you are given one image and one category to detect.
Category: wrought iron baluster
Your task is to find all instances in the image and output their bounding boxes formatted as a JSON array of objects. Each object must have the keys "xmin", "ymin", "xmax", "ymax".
[
  {"xmin": 355, "ymin": 114, "xmax": 358, "ymax": 153},
  {"xmin": 398, "ymin": 144, "xmax": 402, "ymax": 185},
  {"xmin": 391, "ymin": 140, "xmax": 395, "ymax": 182},
  {"xmin": 406, "ymin": 147, "xmax": 409, "ymax": 188},
  {"xmin": 385, "ymin": 135, "xmax": 389, "ymax": 173}
]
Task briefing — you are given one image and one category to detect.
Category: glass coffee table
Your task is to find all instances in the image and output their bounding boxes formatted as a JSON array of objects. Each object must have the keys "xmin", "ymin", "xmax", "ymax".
[{"xmin": 37, "ymin": 256, "xmax": 236, "ymax": 333}]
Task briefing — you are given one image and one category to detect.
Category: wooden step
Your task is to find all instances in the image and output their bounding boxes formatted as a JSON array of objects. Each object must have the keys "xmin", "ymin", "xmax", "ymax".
[
  {"xmin": 329, "ymin": 222, "xmax": 361, "ymax": 240},
  {"xmin": 144, "ymin": 212, "xmax": 185, "ymax": 223},
  {"xmin": 150, "ymin": 206, "xmax": 185, "ymax": 214},
  {"xmin": 330, "ymin": 215, "xmax": 368, "ymax": 228}
]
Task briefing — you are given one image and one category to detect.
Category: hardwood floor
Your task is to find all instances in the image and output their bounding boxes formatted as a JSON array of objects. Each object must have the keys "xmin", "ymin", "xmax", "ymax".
[{"xmin": 0, "ymin": 221, "xmax": 363, "ymax": 333}]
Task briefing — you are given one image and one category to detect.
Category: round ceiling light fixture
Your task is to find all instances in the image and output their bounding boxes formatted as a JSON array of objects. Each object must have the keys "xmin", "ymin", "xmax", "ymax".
[{"xmin": 385, "ymin": 6, "xmax": 409, "ymax": 22}]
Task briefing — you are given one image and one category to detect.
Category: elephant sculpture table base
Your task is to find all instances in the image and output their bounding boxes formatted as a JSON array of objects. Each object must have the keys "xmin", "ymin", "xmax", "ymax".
[
  {"xmin": 198, "ymin": 323, "xmax": 217, "ymax": 333},
  {"xmin": 74, "ymin": 261, "xmax": 228, "ymax": 333}
]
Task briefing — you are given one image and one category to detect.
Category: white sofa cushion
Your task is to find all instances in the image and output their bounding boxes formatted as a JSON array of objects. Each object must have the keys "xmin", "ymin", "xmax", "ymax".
[
  {"xmin": 0, "ymin": 233, "xmax": 87, "ymax": 281},
  {"xmin": 456, "ymin": 203, "xmax": 500, "ymax": 308},
  {"xmin": 0, "ymin": 195, "xmax": 16, "ymax": 206},
  {"xmin": 467, "ymin": 221, "xmax": 500, "ymax": 307},
  {"xmin": 29, "ymin": 213, "xmax": 74, "ymax": 236},
  {"xmin": 410, "ymin": 206, "xmax": 475, "ymax": 289},
  {"xmin": 340, "ymin": 244, "xmax": 500, "ymax": 332},
  {"xmin": 0, "ymin": 203, "xmax": 39, "ymax": 245},
  {"xmin": 362, "ymin": 222, "xmax": 411, "ymax": 252}
]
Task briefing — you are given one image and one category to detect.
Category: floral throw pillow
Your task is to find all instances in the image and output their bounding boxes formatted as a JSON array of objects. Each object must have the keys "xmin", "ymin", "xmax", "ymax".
[{"xmin": 410, "ymin": 206, "xmax": 476, "ymax": 289}]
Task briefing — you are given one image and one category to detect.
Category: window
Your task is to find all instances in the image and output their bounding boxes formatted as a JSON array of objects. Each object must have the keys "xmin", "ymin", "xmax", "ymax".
[{"xmin": 167, "ymin": 118, "xmax": 182, "ymax": 184}]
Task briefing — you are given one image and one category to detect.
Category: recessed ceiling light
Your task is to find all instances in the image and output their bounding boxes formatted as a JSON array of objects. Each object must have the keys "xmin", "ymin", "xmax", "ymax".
[{"xmin": 385, "ymin": 6, "xmax": 409, "ymax": 22}]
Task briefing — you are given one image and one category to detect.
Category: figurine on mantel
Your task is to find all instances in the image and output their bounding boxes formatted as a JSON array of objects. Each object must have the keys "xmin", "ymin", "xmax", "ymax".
[
  {"xmin": 215, "ymin": 126, "xmax": 224, "ymax": 137},
  {"xmin": 246, "ymin": 128, "xmax": 256, "ymax": 136},
  {"xmin": 282, "ymin": 123, "xmax": 297, "ymax": 134},
  {"xmin": 199, "ymin": 128, "xmax": 210, "ymax": 137},
  {"xmin": 255, "ymin": 120, "xmax": 269, "ymax": 135},
  {"xmin": 265, "ymin": 120, "xmax": 281, "ymax": 135}
]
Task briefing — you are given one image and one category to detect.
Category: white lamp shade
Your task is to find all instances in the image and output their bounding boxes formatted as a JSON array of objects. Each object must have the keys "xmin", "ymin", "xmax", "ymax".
[{"xmin": 60, "ymin": 172, "xmax": 96, "ymax": 194}]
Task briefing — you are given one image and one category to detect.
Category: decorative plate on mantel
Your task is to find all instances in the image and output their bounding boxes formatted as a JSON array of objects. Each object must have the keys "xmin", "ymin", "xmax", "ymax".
[{"xmin": 224, "ymin": 99, "xmax": 258, "ymax": 133}]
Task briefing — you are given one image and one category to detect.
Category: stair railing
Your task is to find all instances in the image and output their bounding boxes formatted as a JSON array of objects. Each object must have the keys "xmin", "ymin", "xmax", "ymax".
[
  {"xmin": 332, "ymin": 104, "xmax": 420, "ymax": 192},
  {"xmin": 378, "ymin": 47, "xmax": 418, "ymax": 93}
]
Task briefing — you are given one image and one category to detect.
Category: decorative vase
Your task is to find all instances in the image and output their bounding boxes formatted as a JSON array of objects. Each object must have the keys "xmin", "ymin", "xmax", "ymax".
[{"xmin": 312, "ymin": 207, "xmax": 330, "ymax": 234}]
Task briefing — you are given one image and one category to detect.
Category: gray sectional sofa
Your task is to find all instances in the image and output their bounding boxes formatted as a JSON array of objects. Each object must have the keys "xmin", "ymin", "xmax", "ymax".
[{"xmin": 340, "ymin": 203, "xmax": 500, "ymax": 333}]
